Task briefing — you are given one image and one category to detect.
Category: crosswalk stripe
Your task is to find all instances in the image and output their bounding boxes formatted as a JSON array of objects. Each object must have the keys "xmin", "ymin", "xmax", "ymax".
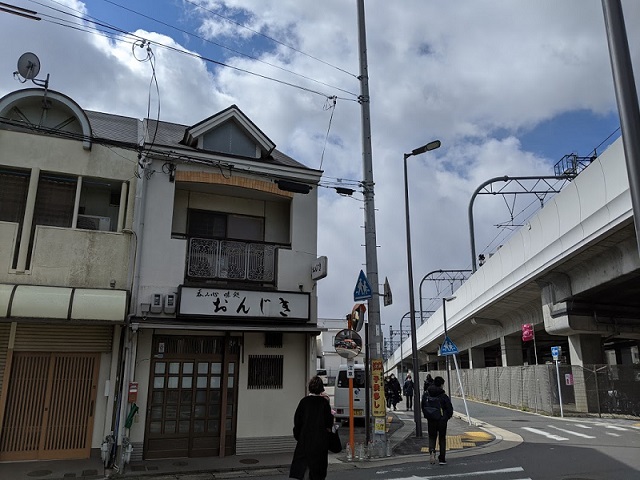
[
  {"xmin": 606, "ymin": 425, "xmax": 629, "ymax": 431},
  {"xmin": 385, "ymin": 466, "xmax": 525, "ymax": 479},
  {"xmin": 606, "ymin": 432, "xmax": 621, "ymax": 437},
  {"xmin": 548, "ymin": 425, "xmax": 596, "ymax": 438},
  {"xmin": 572, "ymin": 424, "xmax": 593, "ymax": 429},
  {"xmin": 522, "ymin": 427, "xmax": 568, "ymax": 441}
]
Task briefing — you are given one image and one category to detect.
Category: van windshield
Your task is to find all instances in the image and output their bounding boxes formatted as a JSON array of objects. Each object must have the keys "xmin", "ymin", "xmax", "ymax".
[{"xmin": 336, "ymin": 369, "xmax": 366, "ymax": 388}]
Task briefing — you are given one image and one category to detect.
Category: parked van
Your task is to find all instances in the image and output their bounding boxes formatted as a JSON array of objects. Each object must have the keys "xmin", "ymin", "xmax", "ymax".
[
  {"xmin": 316, "ymin": 368, "xmax": 328, "ymax": 386},
  {"xmin": 333, "ymin": 364, "xmax": 366, "ymax": 420}
]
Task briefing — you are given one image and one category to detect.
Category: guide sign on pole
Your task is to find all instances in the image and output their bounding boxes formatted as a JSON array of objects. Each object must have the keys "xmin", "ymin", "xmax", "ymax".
[{"xmin": 551, "ymin": 346, "xmax": 564, "ymax": 417}]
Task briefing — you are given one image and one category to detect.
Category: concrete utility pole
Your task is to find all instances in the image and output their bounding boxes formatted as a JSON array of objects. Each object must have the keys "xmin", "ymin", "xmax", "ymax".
[
  {"xmin": 356, "ymin": 0, "xmax": 385, "ymax": 448},
  {"xmin": 602, "ymin": 0, "xmax": 640, "ymax": 256}
]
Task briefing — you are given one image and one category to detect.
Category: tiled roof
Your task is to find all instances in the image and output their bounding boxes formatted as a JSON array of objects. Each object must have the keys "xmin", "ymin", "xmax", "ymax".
[{"xmin": 85, "ymin": 111, "xmax": 311, "ymax": 170}]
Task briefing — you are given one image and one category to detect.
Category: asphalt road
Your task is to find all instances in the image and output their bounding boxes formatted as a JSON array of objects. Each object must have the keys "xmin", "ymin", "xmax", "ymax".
[{"xmin": 242, "ymin": 397, "xmax": 640, "ymax": 480}]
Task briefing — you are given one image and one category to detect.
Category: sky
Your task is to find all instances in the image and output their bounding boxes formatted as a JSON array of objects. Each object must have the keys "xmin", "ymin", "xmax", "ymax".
[{"xmin": 1, "ymin": 0, "xmax": 638, "ymax": 347}]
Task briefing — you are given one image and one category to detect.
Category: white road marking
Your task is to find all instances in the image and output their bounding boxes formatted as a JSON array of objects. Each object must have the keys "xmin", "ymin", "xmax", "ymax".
[
  {"xmin": 606, "ymin": 425, "xmax": 629, "ymax": 431},
  {"xmin": 548, "ymin": 425, "xmax": 596, "ymax": 438},
  {"xmin": 606, "ymin": 432, "xmax": 621, "ymax": 437},
  {"xmin": 572, "ymin": 424, "xmax": 593, "ymax": 429},
  {"xmin": 522, "ymin": 427, "xmax": 568, "ymax": 441},
  {"xmin": 383, "ymin": 466, "xmax": 525, "ymax": 479}
]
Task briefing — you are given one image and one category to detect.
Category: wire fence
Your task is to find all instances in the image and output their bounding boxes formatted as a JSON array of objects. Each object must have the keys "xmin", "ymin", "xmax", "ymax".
[{"xmin": 421, "ymin": 363, "xmax": 640, "ymax": 417}]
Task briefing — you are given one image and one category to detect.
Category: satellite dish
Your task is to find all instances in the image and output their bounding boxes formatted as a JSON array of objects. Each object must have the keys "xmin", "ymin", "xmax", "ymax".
[{"xmin": 17, "ymin": 52, "xmax": 40, "ymax": 80}]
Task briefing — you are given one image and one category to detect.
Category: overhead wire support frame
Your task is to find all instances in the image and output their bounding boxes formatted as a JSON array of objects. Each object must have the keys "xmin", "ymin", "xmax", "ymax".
[{"xmin": 468, "ymin": 175, "xmax": 576, "ymax": 272}]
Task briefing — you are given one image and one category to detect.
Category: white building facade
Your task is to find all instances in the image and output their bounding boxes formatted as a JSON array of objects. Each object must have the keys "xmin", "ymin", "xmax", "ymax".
[{"xmin": 126, "ymin": 106, "xmax": 323, "ymax": 459}]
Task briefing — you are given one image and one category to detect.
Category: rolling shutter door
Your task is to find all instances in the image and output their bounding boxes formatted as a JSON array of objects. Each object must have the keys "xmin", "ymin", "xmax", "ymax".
[{"xmin": 14, "ymin": 324, "xmax": 113, "ymax": 352}]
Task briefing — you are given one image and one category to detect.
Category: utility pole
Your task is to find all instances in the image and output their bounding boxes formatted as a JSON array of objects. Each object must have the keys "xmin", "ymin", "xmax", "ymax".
[
  {"xmin": 356, "ymin": 0, "xmax": 386, "ymax": 450},
  {"xmin": 602, "ymin": 0, "xmax": 640, "ymax": 257}
]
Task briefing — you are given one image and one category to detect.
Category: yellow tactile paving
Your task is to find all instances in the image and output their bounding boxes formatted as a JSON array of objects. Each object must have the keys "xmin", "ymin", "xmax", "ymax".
[
  {"xmin": 447, "ymin": 435, "xmax": 464, "ymax": 449},
  {"xmin": 462, "ymin": 431, "xmax": 493, "ymax": 441}
]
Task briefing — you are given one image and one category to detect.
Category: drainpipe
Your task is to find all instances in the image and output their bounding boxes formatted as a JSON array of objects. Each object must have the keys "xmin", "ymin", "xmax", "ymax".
[{"xmin": 114, "ymin": 149, "xmax": 151, "ymax": 472}]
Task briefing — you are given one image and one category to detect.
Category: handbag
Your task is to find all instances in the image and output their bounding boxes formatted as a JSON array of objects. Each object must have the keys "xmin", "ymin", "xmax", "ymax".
[{"xmin": 327, "ymin": 428, "xmax": 342, "ymax": 453}]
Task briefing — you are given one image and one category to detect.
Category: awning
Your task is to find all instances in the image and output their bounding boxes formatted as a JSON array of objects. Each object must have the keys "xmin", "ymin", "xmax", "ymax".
[
  {"xmin": 0, "ymin": 284, "xmax": 128, "ymax": 322},
  {"xmin": 132, "ymin": 320, "xmax": 325, "ymax": 334}
]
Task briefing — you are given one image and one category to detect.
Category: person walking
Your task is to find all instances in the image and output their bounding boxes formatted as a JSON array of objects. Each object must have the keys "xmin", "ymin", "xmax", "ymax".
[
  {"xmin": 388, "ymin": 373, "xmax": 402, "ymax": 411},
  {"xmin": 421, "ymin": 376, "xmax": 453, "ymax": 466},
  {"xmin": 403, "ymin": 374, "xmax": 415, "ymax": 410},
  {"xmin": 384, "ymin": 376, "xmax": 393, "ymax": 409},
  {"xmin": 290, "ymin": 376, "xmax": 334, "ymax": 480},
  {"xmin": 423, "ymin": 373, "xmax": 434, "ymax": 392}
]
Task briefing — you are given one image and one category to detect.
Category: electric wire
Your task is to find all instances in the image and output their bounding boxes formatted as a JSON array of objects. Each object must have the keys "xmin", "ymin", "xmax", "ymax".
[
  {"xmin": 26, "ymin": 0, "xmax": 358, "ymax": 102},
  {"xmin": 102, "ymin": 0, "xmax": 359, "ymax": 97},
  {"xmin": 181, "ymin": 0, "xmax": 358, "ymax": 79},
  {"xmin": 319, "ymin": 96, "xmax": 337, "ymax": 170},
  {"xmin": 0, "ymin": 115, "xmax": 358, "ymax": 191}
]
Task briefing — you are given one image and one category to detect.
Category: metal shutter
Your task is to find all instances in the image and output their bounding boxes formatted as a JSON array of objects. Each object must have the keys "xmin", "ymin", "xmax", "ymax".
[{"xmin": 14, "ymin": 324, "xmax": 113, "ymax": 352}]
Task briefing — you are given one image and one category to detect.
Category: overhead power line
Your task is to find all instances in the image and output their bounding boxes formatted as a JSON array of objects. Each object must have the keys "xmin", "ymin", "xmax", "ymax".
[
  {"xmin": 24, "ymin": 0, "xmax": 358, "ymax": 102},
  {"xmin": 181, "ymin": 0, "xmax": 358, "ymax": 79}
]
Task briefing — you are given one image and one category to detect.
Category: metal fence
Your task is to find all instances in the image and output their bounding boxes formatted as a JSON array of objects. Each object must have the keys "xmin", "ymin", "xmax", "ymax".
[{"xmin": 420, "ymin": 363, "xmax": 640, "ymax": 417}]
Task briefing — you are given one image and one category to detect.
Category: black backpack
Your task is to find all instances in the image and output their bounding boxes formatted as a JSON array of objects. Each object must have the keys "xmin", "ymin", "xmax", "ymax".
[{"xmin": 422, "ymin": 393, "xmax": 443, "ymax": 420}]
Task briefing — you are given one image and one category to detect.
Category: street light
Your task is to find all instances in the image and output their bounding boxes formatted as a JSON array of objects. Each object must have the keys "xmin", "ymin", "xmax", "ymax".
[
  {"xmin": 404, "ymin": 139, "xmax": 441, "ymax": 437},
  {"xmin": 442, "ymin": 295, "xmax": 456, "ymax": 397}
]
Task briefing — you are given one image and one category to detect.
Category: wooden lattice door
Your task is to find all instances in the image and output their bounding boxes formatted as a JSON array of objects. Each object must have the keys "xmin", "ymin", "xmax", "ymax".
[{"xmin": 0, "ymin": 352, "xmax": 100, "ymax": 461}]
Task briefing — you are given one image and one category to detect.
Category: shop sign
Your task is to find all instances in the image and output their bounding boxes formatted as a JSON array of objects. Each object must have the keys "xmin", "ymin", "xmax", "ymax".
[{"xmin": 179, "ymin": 287, "xmax": 309, "ymax": 320}]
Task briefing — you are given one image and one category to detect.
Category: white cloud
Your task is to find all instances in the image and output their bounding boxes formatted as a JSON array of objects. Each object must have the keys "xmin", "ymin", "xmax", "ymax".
[{"xmin": 1, "ymin": 0, "xmax": 638, "ymax": 335}]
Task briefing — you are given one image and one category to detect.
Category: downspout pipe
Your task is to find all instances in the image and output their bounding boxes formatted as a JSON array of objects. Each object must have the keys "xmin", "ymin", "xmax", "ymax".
[{"xmin": 115, "ymin": 149, "xmax": 151, "ymax": 471}]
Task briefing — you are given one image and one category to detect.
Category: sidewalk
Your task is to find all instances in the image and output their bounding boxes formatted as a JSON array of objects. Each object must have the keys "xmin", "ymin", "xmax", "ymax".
[{"xmin": 0, "ymin": 410, "xmax": 504, "ymax": 480}]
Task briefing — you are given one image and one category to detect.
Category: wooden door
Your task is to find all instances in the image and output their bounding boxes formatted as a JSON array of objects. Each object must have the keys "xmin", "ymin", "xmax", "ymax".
[
  {"xmin": 0, "ymin": 352, "xmax": 100, "ymax": 461},
  {"xmin": 145, "ymin": 335, "xmax": 239, "ymax": 459}
]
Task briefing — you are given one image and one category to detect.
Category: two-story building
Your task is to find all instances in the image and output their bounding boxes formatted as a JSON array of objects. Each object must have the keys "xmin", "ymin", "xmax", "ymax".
[
  {"xmin": 120, "ymin": 106, "xmax": 323, "ymax": 460},
  {"xmin": 0, "ymin": 87, "xmax": 136, "ymax": 462},
  {"xmin": 0, "ymin": 86, "xmax": 323, "ymax": 464}
]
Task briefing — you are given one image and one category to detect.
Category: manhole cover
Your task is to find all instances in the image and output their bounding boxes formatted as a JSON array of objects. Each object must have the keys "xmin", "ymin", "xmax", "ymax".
[
  {"xmin": 239, "ymin": 458, "xmax": 260, "ymax": 464},
  {"xmin": 173, "ymin": 461, "xmax": 188, "ymax": 467},
  {"xmin": 27, "ymin": 471, "xmax": 53, "ymax": 477}
]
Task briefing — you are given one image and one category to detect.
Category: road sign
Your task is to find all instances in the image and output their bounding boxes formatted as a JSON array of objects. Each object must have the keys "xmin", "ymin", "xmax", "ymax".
[
  {"xmin": 551, "ymin": 345, "xmax": 561, "ymax": 361},
  {"xmin": 353, "ymin": 270, "xmax": 373, "ymax": 301},
  {"xmin": 440, "ymin": 336, "xmax": 459, "ymax": 356},
  {"xmin": 383, "ymin": 276, "xmax": 392, "ymax": 306}
]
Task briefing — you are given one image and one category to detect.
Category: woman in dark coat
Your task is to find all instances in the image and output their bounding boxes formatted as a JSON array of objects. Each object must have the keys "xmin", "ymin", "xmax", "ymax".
[{"xmin": 290, "ymin": 376, "xmax": 334, "ymax": 480}]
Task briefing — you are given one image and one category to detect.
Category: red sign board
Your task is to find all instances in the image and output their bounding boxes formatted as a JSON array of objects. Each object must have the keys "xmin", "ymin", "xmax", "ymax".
[{"xmin": 522, "ymin": 323, "xmax": 534, "ymax": 342}]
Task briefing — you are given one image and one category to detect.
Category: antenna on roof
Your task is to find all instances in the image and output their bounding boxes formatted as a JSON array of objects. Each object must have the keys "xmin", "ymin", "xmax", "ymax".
[{"xmin": 14, "ymin": 52, "xmax": 50, "ymax": 92}]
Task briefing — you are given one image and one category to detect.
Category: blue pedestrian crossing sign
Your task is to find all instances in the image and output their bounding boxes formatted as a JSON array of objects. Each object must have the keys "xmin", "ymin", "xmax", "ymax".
[
  {"xmin": 353, "ymin": 270, "xmax": 373, "ymax": 301},
  {"xmin": 440, "ymin": 336, "xmax": 459, "ymax": 356}
]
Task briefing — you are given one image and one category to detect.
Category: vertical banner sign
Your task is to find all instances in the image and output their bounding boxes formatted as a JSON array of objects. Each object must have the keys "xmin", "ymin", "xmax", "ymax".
[
  {"xmin": 371, "ymin": 359, "xmax": 386, "ymax": 417},
  {"xmin": 522, "ymin": 323, "xmax": 534, "ymax": 342}
]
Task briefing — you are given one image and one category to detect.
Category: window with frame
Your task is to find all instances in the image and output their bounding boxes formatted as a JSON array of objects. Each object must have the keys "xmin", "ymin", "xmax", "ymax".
[
  {"xmin": 247, "ymin": 355, "xmax": 283, "ymax": 389},
  {"xmin": 0, "ymin": 168, "xmax": 30, "ymax": 268},
  {"xmin": 188, "ymin": 209, "xmax": 264, "ymax": 242}
]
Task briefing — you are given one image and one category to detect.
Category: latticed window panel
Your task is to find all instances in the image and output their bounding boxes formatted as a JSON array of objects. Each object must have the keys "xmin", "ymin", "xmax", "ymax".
[
  {"xmin": 187, "ymin": 237, "xmax": 276, "ymax": 283},
  {"xmin": 219, "ymin": 240, "xmax": 247, "ymax": 279},
  {"xmin": 247, "ymin": 355, "xmax": 283, "ymax": 389},
  {"xmin": 188, "ymin": 238, "xmax": 219, "ymax": 277}
]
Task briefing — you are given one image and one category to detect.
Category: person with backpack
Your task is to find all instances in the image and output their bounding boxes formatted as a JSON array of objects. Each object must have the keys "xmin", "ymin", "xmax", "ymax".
[{"xmin": 421, "ymin": 376, "xmax": 454, "ymax": 465}]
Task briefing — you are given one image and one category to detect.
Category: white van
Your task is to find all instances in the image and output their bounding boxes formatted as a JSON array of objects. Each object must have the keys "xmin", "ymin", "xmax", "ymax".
[{"xmin": 333, "ymin": 364, "xmax": 366, "ymax": 420}]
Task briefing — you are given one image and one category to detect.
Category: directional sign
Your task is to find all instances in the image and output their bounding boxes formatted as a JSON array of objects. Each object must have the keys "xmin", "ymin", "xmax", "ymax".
[
  {"xmin": 551, "ymin": 346, "xmax": 561, "ymax": 361},
  {"xmin": 353, "ymin": 270, "xmax": 373, "ymax": 301},
  {"xmin": 440, "ymin": 336, "xmax": 459, "ymax": 356}
]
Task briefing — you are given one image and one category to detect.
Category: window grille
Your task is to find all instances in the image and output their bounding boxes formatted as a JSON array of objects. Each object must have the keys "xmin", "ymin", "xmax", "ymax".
[
  {"xmin": 264, "ymin": 332, "xmax": 283, "ymax": 348},
  {"xmin": 247, "ymin": 355, "xmax": 283, "ymax": 389}
]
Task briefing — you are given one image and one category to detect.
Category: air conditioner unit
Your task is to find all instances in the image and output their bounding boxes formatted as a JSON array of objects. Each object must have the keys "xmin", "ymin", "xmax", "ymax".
[{"xmin": 77, "ymin": 214, "xmax": 111, "ymax": 231}]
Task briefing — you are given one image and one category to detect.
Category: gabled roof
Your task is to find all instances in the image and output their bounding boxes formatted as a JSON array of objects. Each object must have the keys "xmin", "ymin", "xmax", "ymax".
[{"xmin": 181, "ymin": 104, "xmax": 276, "ymax": 155}]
